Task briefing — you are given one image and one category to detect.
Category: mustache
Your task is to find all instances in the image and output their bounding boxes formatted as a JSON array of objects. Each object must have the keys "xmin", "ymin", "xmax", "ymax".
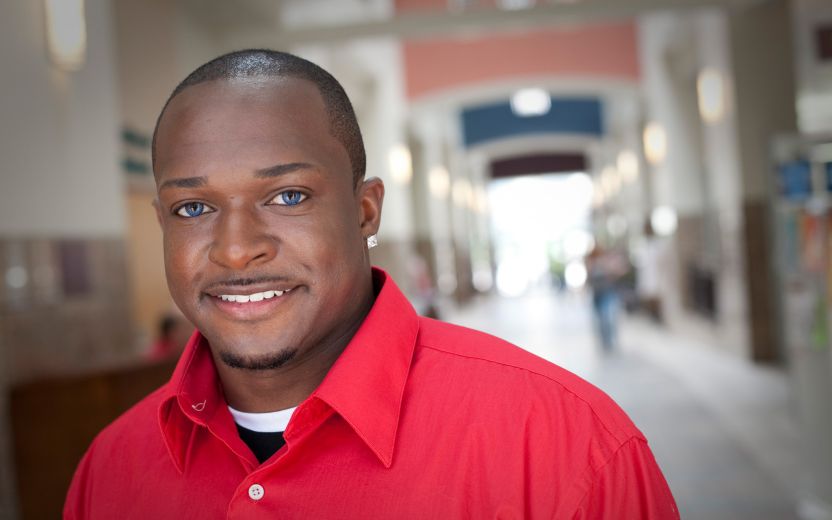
[{"xmin": 203, "ymin": 275, "xmax": 295, "ymax": 292}]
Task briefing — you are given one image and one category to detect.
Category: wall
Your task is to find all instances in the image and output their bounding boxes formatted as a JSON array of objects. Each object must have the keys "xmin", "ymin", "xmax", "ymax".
[
  {"xmin": 0, "ymin": 1, "xmax": 123, "ymax": 237},
  {"xmin": 402, "ymin": 22, "xmax": 641, "ymax": 99},
  {"xmin": 112, "ymin": 0, "xmax": 181, "ymax": 135},
  {"xmin": 125, "ymin": 193, "xmax": 171, "ymax": 349},
  {"xmin": 0, "ymin": 1, "xmax": 126, "ymax": 517}
]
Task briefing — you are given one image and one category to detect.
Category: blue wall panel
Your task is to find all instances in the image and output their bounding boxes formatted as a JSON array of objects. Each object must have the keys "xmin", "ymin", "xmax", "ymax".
[{"xmin": 461, "ymin": 97, "xmax": 604, "ymax": 147}]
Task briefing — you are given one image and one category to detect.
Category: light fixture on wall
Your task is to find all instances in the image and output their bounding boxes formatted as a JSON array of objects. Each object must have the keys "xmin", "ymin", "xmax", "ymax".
[
  {"xmin": 388, "ymin": 144, "xmax": 412, "ymax": 185},
  {"xmin": 510, "ymin": 88, "xmax": 551, "ymax": 117},
  {"xmin": 617, "ymin": 150, "xmax": 639, "ymax": 183},
  {"xmin": 697, "ymin": 68, "xmax": 726, "ymax": 124},
  {"xmin": 600, "ymin": 165, "xmax": 620, "ymax": 197},
  {"xmin": 643, "ymin": 121, "xmax": 667, "ymax": 166},
  {"xmin": 473, "ymin": 186, "xmax": 489, "ymax": 214},
  {"xmin": 452, "ymin": 178, "xmax": 473, "ymax": 209},
  {"xmin": 45, "ymin": 0, "xmax": 87, "ymax": 71},
  {"xmin": 428, "ymin": 165, "xmax": 450, "ymax": 199}
]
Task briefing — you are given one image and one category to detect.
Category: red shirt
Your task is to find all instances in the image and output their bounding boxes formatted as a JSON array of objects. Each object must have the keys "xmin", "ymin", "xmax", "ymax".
[{"xmin": 65, "ymin": 270, "xmax": 678, "ymax": 519}]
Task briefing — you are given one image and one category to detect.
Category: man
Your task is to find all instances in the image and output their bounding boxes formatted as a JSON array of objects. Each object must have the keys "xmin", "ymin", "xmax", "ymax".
[{"xmin": 65, "ymin": 50, "xmax": 678, "ymax": 519}]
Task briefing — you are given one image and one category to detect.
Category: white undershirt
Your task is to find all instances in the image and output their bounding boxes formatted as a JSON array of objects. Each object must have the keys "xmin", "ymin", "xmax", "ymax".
[{"xmin": 228, "ymin": 405, "xmax": 297, "ymax": 433}]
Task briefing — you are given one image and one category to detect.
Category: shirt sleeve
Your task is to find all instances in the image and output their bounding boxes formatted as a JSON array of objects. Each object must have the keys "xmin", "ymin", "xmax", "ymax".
[{"xmin": 571, "ymin": 437, "xmax": 679, "ymax": 519}]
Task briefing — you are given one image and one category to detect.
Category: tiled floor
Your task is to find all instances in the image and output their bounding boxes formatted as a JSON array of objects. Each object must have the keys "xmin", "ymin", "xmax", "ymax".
[{"xmin": 442, "ymin": 287, "xmax": 805, "ymax": 520}]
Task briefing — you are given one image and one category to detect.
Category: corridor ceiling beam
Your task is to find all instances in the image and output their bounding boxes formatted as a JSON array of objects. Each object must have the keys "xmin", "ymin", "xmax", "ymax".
[{"xmin": 268, "ymin": 0, "xmax": 773, "ymax": 46}]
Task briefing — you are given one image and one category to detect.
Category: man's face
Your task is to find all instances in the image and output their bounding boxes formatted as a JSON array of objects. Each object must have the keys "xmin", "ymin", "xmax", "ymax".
[{"xmin": 153, "ymin": 77, "xmax": 382, "ymax": 370}]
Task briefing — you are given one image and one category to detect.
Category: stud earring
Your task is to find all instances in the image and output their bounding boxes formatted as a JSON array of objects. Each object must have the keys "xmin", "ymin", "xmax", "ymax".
[{"xmin": 367, "ymin": 234, "xmax": 378, "ymax": 249}]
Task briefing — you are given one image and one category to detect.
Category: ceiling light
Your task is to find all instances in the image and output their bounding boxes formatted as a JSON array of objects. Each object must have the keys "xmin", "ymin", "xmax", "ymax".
[{"xmin": 510, "ymin": 88, "xmax": 551, "ymax": 117}]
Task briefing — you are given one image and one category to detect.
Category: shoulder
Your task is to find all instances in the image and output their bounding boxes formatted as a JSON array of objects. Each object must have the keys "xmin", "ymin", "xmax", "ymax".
[{"xmin": 414, "ymin": 317, "xmax": 642, "ymax": 445}]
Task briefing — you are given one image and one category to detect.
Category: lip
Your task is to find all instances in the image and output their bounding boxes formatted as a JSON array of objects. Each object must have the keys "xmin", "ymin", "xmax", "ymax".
[{"xmin": 205, "ymin": 286, "xmax": 298, "ymax": 321}]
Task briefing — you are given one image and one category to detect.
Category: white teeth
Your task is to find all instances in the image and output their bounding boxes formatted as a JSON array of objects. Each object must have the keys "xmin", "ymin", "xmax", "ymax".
[{"xmin": 218, "ymin": 289, "xmax": 290, "ymax": 303}]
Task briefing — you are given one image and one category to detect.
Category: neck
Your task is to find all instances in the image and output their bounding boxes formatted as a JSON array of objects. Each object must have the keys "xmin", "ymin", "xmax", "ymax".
[{"xmin": 214, "ymin": 284, "xmax": 375, "ymax": 413}]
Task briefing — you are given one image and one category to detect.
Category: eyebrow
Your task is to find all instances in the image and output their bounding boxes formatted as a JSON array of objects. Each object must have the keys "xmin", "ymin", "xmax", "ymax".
[
  {"xmin": 255, "ymin": 162, "xmax": 316, "ymax": 179},
  {"xmin": 158, "ymin": 162, "xmax": 316, "ymax": 191},
  {"xmin": 158, "ymin": 176, "xmax": 206, "ymax": 191}
]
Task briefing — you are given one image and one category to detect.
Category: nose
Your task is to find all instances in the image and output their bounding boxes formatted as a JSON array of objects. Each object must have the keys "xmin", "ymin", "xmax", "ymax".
[{"xmin": 208, "ymin": 206, "xmax": 277, "ymax": 270}]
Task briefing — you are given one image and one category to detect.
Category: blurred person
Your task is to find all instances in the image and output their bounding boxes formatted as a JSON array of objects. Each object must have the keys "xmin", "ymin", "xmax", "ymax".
[
  {"xmin": 146, "ymin": 313, "xmax": 192, "ymax": 361},
  {"xmin": 64, "ymin": 50, "xmax": 677, "ymax": 519},
  {"xmin": 635, "ymin": 220, "xmax": 665, "ymax": 323},
  {"xmin": 586, "ymin": 245, "xmax": 628, "ymax": 351}
]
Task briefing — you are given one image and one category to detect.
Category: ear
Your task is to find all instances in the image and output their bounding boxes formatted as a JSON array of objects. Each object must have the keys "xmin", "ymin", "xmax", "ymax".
[{"xmin": 356, "ymin": 177, "xmax": 384, "ymax": 238}]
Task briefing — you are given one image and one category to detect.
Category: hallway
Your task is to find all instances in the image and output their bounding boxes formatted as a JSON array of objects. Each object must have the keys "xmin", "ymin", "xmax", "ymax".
[{"xmin": 444, "ymin": 288, "xmax": 802, "ymax": 520}]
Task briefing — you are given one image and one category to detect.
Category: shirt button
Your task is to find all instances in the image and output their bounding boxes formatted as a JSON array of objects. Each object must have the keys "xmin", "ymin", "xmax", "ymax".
[{"xmin": 248, "ymin": 484, "xmax": 265, "ymax": 501}]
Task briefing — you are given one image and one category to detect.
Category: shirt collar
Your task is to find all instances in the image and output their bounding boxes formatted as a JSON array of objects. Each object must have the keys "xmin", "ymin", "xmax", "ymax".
[
  {"xmin": 310, "ymin": 268, "xmax": 419, "ymax": 467},
  {"xmin": 158, "ymin": 268, "xmax": 419, "ymax": 470},
  {"xmin": 157, "ymin": 330, "xmax": 227, "ymax": 473}
]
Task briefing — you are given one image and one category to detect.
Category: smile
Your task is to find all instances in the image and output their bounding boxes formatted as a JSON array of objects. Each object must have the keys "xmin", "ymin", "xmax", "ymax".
[
  {"xmin": 208, "ymin": 286, "xmax": 298, "ymax": 321},
  {"xmin": 216, "ymin": 288, "xmax": 293, "ymax": 303}
]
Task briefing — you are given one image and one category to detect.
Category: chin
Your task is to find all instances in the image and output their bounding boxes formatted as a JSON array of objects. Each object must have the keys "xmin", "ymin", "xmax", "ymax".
[{"xmin": 218, "ymin": 347, "xmax": 298, "ymax": 371}]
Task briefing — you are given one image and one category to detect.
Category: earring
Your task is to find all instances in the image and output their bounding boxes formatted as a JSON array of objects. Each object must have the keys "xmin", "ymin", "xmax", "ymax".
[{"xmin": 367, "ymin": 234, "xmax": 378, "ymax": 249}]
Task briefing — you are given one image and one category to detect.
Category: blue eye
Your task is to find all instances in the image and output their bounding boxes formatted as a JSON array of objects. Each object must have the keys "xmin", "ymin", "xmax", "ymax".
[
  {"xmin": 274, "ymin": 190, "xmax": 307, "ymax": 206},
  {"xmin": 175, "ymin": 202, "xmax": 211, "ymax": 218}
]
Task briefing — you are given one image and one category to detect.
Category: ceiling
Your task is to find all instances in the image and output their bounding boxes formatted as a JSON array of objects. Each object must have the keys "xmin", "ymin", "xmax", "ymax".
[
  {"xmin": 179, "ymin": 0, "xmax": 775, "ymax": 45},
  {"xmin": 273, "ymin": 0, "xmax": 774, "ymax": 44}
]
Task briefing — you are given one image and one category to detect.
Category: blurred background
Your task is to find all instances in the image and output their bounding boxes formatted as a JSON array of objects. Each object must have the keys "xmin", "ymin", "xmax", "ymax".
[{"xmin": 2, "ymin": 0, "xmax": 832, "ymax": 518}]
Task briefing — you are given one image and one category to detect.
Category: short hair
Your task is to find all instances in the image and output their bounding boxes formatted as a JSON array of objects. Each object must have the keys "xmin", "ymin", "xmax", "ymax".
[{"xmin": 151, "ymin": 49, "xmax": 366, "ymax": 186}]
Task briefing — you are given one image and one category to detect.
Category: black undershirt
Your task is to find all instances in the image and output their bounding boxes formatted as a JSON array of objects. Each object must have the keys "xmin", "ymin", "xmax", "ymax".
[{"xmin": 235, "ymin": 424, "xmax": 286, "ymax": 463}]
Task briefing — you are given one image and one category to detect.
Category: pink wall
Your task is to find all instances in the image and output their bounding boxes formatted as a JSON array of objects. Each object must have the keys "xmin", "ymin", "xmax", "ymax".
[
  {"xmin": 402, "ymin": 22, "xmax": 641, "ymax": 99},
  {"xmin": 396, "ymin": 0, "xmax": 500, "ymax": 14},
  {"xmin": 395, "ymin": 0, "xmax": 448, "ymax": 14}
]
